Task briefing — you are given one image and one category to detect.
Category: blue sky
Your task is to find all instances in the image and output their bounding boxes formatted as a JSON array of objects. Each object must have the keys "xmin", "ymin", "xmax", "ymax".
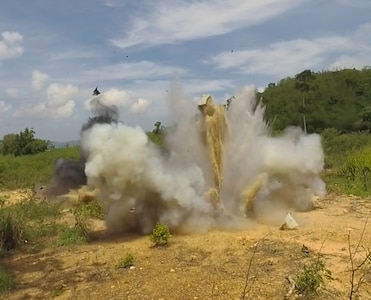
[{"xmin": 0, "ymin": 0, "xmax": 370, "ymax": 141}]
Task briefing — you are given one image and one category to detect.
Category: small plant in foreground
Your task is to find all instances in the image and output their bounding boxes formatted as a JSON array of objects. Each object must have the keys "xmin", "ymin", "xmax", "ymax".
[
  {"xmin": 57, "ymin": 226, "xmax": 86, "ymax": 247},
  {"xmin": 117, "ymin": 252, "xmax": 134, "ymax": 269},
  {"xmin": 0, "ymin": 213, "xmax": 25, "ymax": 251},
  {"xmin": 295, "ymin": 257, "xmax": 333, "ymax": 299},
  {"xmin": 150, "ymin": 223, "xmax": 171, "ymax": 246},
  {"xmin": 348, "ymin": 218, "xmax": 371, "ymax": 299}
]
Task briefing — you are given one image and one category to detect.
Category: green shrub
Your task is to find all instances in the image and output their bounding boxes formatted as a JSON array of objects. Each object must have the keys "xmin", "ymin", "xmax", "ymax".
[
  {"xmin": 150, "ymin": 223, "xmax": 171, "ymax": 246},
  {"xmin": 117, "ymin": 252, "xmax": 134, "ymax": 269},
  {"xmin": 295, "ymin": 258, "xmax": 333, "ymax": 298},
  {"xmin": 57, "ymin": 226, "xmax": 86, "ymax": 247}
]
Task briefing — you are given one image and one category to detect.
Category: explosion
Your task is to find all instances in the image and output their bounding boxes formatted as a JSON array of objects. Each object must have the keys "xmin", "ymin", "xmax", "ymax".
[{"xmin": 45, "ymin": 80, "xmax": 326, "ymax": 234}]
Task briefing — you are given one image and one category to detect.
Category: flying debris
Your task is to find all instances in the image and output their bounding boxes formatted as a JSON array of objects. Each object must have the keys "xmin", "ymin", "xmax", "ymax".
[{"xmin": 93, "ymin": 86, "xmax": 100, "ymax": 96}]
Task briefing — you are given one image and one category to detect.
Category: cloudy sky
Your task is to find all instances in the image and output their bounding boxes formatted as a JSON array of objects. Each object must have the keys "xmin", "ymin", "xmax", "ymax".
[{"xmin": 1, "ymin": 0, "xmax": 370, "ymax": 141}]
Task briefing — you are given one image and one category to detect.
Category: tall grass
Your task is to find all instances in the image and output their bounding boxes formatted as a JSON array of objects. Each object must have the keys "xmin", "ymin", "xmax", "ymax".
[
  {"xmin": 321, "ymin": 129, "xmax": 371, "ymax": 195},
  {"xmin": 0, "ymin": 146, "xmax": 80, "ymax": 190}
]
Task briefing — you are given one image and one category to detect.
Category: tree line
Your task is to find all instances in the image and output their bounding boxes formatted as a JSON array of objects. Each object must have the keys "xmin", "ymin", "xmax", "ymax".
[{"xmin": 0, "ymin": 128, "xmax": 53, "ymax": 156}]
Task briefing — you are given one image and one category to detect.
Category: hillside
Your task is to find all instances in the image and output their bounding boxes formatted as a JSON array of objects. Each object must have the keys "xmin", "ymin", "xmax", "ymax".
[{"xmin": 259, "ymin": 68, "xmax": 371, "ymax": 133}]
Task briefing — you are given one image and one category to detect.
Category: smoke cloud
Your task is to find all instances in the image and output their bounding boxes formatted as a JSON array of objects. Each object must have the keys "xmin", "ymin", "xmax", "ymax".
[{"xmin": 46, "ymin": 80, "xmax": 326, "ymax": 233}]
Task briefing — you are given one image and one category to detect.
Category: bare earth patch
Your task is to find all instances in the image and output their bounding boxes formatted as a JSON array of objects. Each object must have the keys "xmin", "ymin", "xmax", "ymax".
[{"xmin": 2, "ymin": 191, "xmax": 371, "ymax": 299}]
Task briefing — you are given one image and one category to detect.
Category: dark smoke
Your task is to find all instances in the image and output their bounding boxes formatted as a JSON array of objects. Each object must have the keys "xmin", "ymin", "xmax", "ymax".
[
  {"xmin": 46, "ymin": 158, "xmax": 87, "ymax": 196},
  {"xmin": 81, "ymin": 98, "xmax": 119, "ymax": 132}
]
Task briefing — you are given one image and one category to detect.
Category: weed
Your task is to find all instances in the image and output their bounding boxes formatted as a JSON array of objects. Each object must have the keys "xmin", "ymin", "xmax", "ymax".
[
  {"xmin": 117, "ymin": 252, "xmax": 134, "ymax": 269},
  {"xmin": 57, "ymin": 226, "xmax": 86, "ymax": 247},
  {"xmin": 51, "ymin": 284, "xmax": 67, "ymax": 298},
  {"xmin": 150, "ymin": 223, "xmax": 171, "ymax": 246},
  {"xmin": 0, "ymin": 266, "xmax": 14, "ymax": 293},
  {"xmin": 74, "ymin": 200, "xmax": 105, "ymax": 220},
  {"xmin": 348, "ymin": 218, "xmax": 371, "ymax": 299},
  {"xmin": 241, "ymin": 234, "xmax": 268, "ymax": 300},
  {"xmin": 0, "ymin": 194, "xmax": 63, "ymax": 252},
  {"xmin": 0, "ymin": 213, "xmax": 25, "ymax": 251},
  {"xmin": 295, "ymin": 257, "xmax": 333, "ymax": 299}
]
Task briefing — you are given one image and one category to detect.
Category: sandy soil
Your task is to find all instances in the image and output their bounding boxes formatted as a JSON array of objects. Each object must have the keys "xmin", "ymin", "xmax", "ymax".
[{"xmin": 2, "ymin": 191, "xmax": 371, "ymax": 300}]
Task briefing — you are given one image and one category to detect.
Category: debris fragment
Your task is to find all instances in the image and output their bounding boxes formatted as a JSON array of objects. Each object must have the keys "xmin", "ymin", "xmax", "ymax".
[{"xmin": 280, "ymin": 212, "xmax": 299, "ymax": 230}]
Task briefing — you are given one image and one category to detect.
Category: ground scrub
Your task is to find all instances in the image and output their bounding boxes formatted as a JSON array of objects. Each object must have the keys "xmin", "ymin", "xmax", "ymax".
[
  {"xmin": 339, "ymin": 146, "xmax": 371, "ymax": 194},
  {"xmin": 295, "ymin": 257, "xmax": 333, "ymax": 298},
  {"xmin": 150, "ymin": 223, "xmax": 171, "ymax": 246}
]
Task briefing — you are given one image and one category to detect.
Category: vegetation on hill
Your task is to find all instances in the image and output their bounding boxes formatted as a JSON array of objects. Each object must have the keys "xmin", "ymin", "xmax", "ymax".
[{"xmin": 259, "ymin": 67, "xmax": 371, "ymax": 133}]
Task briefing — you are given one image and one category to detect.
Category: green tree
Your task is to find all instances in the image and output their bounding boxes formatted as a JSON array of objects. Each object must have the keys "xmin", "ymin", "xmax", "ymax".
[
  {"xmin": 261, "ymin": 68, "xmax": 371, "ymax": 133},
  {"xmin": 1, "ymin": 128, "xmax": 51, "ymax": 156},
  {"xmin": 1, "ymin": 134, "xmax": 17, "ymax": 155}
]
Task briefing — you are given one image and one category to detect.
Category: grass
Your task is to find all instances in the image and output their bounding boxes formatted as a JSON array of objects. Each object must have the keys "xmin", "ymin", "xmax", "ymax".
[
  {"xmin": 73, "ymin": 199, "xmax": 105, "ymax": 220},
  {"xmin": 321, "ymin": 130, "xmax": 371, "ymax": 196},
  {"xmin": 0, "ymin": 266, "xmax": 14, "ymax": 293},
  {"xmin": 0, "ymin": 146, "xmax": 80, "ymax": 190},
  {"xmin": 57, "ymin": 226, "xmax": 87, "ymax": 247},
  {"xmin": 0, "ymin": 191, "xmax": 67, "ymax": 252}
]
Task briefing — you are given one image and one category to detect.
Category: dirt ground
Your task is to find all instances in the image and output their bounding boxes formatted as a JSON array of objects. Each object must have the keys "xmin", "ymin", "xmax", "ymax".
[{"xmin": 2, "ymin": 191, "xmax": 371, "ymax": 300}]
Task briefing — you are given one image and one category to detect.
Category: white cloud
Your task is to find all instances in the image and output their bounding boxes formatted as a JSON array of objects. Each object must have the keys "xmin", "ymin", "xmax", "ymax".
[
  {"xmin": 83, "ymin": 61, "xmax": 186, "ymax": 81},
  {"xmin": 0, "ymin": 31, "xmax": 24, "ymax": 60},
  {"xmin": 85, "ymin": 88, "xmax": 132, "ymax": 110},
  {"xmin": 101, "ymin": 0, "xmax": 123, "ymax": 7},
  {"xmin": 46, "ymin": 83, "xmax": 78, "ymax": 107},
  {"xmin": 5, "ymin": 88, "xmax": 18, "ymax": 98},
  {"xmin": 13, "ymin": 83, "xmax": 78, "ymax": 119},
  {"xmin": 336, "ymin": 0, "xmax": 371, "ymax": 7},
  {"xmin": 110, "ymin": 0, "xmax": 305, "ymax": 49},
  {"xmin": 130, "ymin": 98, "xmax": 151, "ymax": 113},
  {"xmin": 49, "ymin": 50, "xmax": 98, "ymax": 61},
  {"xmin": 32, "ymin": 70, "xmax": 50, "ymax": 91},
  {"xmin": 0, "ymin": 101, "xmax": 11, "ymax": 113},
  {"xmin": 206, "ymin": 23, "xmax": 371, "ymax": 77},
  {"xmin": 85, "ymin": 88, "xmax": 152, "ymax": 114}
]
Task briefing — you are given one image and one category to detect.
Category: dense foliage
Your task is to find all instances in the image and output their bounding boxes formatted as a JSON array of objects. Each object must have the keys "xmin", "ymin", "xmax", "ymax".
[
  {"xmin": 260, "ymin": 68, "xmax": 371, "ymax": 133},
  {"xmin": 0, "ymin": 128, "xmax": 53, "ymax": 156}
]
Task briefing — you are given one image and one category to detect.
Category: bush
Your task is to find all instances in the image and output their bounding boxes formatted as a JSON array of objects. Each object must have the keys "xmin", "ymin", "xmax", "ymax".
[
  {"xmin": 117, "ymin": 252, "xmax": 134, "ymax": 269},
  {"xmin": 150, "ymin": 223, "xmax": 171, "ymax": 246},
  {"xmin": 295, "ymin": 258, "xmax": 333, "ymax": 298}
]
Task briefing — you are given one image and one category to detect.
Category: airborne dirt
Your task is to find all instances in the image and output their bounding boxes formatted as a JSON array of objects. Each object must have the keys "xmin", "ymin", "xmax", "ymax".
[{"xmin": 2, "ymin": 190, "xmax": 371, "ymax": 299}]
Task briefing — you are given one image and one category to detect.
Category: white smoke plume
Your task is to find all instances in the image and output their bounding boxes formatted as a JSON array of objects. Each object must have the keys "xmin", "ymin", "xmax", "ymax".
[{"xmin": 80, "ymin": 80, "xmax": 326, "ymax": 233}]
